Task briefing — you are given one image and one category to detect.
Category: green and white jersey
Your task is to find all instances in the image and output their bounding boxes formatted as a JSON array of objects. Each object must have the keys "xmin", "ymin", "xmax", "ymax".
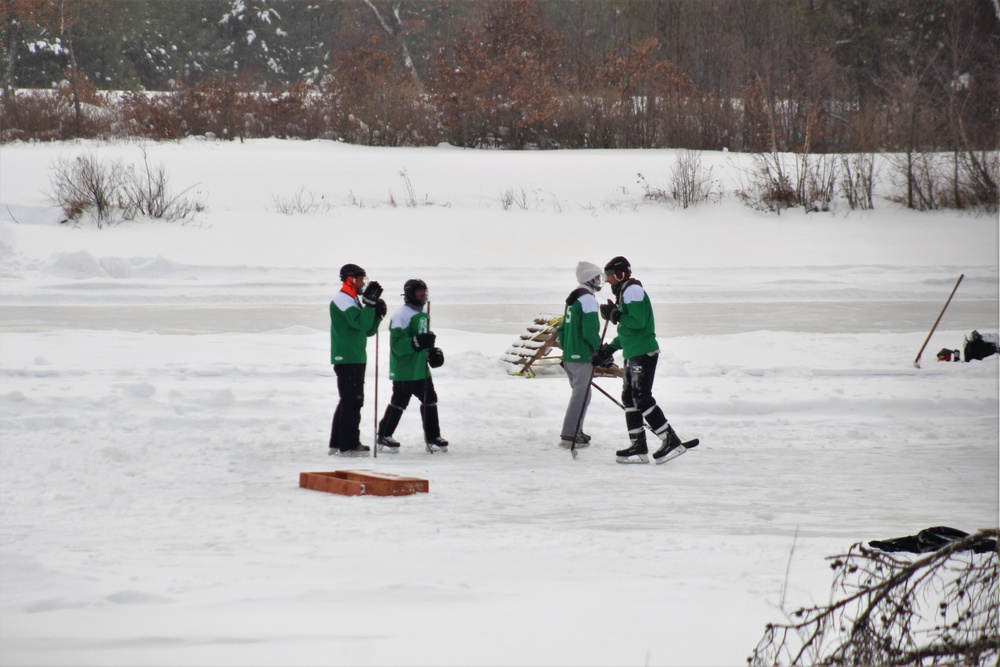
[
  {"xmin": 389, "ymin": 304, "xmax": 430, "ymax": 381},
  {"xmin": 557, "ymin": 290, "xmax": 601, "ymax": 362},
  {"xmin": 329, "ymin": 290, "xmax": 380, "ymax": 365},
  {"xmin": 609, "ymin": 281, "xmax": 659, "ymax": 359}
]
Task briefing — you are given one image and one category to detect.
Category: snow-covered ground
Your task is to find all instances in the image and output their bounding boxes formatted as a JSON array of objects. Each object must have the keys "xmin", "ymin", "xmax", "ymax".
[{"xmin": 1, "ymin": 140, "xmax": 997, "ymax": 666}]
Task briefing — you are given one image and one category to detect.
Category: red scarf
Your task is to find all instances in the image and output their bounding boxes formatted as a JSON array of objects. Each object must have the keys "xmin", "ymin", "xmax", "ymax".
[{"xmin": 340, "ymin": 280, "xmax": 358, "ymax": 298}]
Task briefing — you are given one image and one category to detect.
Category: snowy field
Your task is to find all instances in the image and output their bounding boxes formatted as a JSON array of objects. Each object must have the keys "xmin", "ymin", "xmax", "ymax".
[{"xmin": 0, "ymin": 140, "xmax": 997, "ymax": 666}]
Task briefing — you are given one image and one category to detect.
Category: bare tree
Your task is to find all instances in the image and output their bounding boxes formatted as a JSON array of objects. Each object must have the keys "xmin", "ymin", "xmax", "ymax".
[
  {"xmin": 750, "ymin": 530, "xmax": 998, "ymax": 666},
  {"xmin": 358, "ymin": 0, "xmax": 423, "ymax": 93},
  {"xmin": 49, "ymin": 0, "xmax": 93, "ymax": 138},
  {"xmin": 327, "ymin": 37, "xmax": 433, "ymax": 146},
  {"xmin": 840, "ymin": 153, "xmax": 877, "ymax": 210},
  {"xmin": 429, "ymin": 0, "xmax": 563, "ymax": 148}
]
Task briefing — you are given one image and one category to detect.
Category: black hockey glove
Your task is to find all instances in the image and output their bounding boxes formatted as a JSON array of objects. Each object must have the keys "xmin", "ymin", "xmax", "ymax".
[
  {"xmin": 360, "ymin": 280, "xmax": 383, "ymax": 307},
  {"xmin": 591, "ymin": 343, "xmax": 615, "ymax": 368},
  {"xmin": 427, "ymin": 347, "xmax": 445, "ymax": 369},
  {"xmin": 412, "ymin": 332, "xmax": 436, "ymax": 350},
  {"xmin": 600, "ymin": 299, "xmax": 621, "ymax": 324},
  {"xmin": 374, "ymin": 298, "xmax": 387, "ymax": 319}
]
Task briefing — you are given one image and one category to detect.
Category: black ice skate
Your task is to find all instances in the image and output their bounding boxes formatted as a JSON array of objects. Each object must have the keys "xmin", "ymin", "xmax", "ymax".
[
  {"xmin": 426, "ymin": 437, "xmax": 449, "ymax": 453},
  {"xmin": 560, "ymin": 433, "xmax": 591, "ymax": 449},
  {"xmin": 652, "ymin": 425, "xmax": 699, "ymax": 465},
  {"xmin": 615, "ymin": 440, "xmax": 649, "ymax": 464},
  {"xmin": 376, "ymin": 435, "xmax": 401, "ymax": 453},
  {"xmin": 329, "ymin": 443, "xmax": 371, "ymax": 457}
]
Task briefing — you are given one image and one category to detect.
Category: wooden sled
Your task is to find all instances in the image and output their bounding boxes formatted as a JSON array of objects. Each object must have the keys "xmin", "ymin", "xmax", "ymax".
[{"xmin": 501, "ymin": 314, "xmax": 621, "ymax": 379}]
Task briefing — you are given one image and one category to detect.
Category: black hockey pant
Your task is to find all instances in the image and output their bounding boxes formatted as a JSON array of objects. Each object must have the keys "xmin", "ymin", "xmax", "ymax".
[
  {"xmin": 378, "ymin": 378, "xmax": 441, "ymax": 442},
  {"xmin": 330, "ymin": 363, "xmax": 365, "ymax": 451},
  {"xmin": 621, "ymin": 353, "xmax": 670, "ymax": 444}
]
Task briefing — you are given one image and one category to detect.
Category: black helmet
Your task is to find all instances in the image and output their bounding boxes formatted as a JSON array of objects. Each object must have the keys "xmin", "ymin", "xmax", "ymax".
[
  {"xmin": 339, "ymin": 263, "xmax": 366, "ymax": 281},
  {"xmin": 604, "ymin": 256, "xmax": 631, "ymax": 276},
  {"xmin": 403, "ymin": 278, "xmax": 428, "ymax": 306}
]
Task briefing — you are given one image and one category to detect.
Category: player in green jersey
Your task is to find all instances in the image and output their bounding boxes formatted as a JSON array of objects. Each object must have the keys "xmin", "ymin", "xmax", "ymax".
[
  {"xmin": 375, "ymin": 279, "xmax": 449, "ymax": 454},
  {"xmin": 329, "ymin": 263, "xmax": 386, "ymax": 457},
  {"xmin": 556, "ymin": 261, "xmax": 604, "ymax": 448},
  {"xmin": 592, "ymin": 256, "xmax": 694, "ymax": 464}
]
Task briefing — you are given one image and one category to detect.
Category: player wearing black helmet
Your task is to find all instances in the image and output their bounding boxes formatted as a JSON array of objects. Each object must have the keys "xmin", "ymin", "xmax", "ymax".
[
  {"xmin": 591, "ymin": 256, "xmax": 698, "ymax": 464},
  {"xmin": 403, "ymin": 278, "xmax": 428, "ymax": 306},
  {"xmin": 328, "ymin": 263, "xmax": 387, "ymax": 456},
  {"xmin": 375, "ymin": 279, "xmax": 449, "ymax": 454}
]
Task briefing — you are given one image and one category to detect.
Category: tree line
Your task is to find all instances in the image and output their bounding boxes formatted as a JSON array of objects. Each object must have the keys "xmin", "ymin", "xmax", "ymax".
[{"xmin": 1, "ymin": 0, "xmax": 998, "ymax": 156}]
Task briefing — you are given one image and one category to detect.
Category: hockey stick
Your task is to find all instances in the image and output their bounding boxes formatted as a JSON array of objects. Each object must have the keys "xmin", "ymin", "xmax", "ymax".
[
  {"xmin": 373, "ymin": 326, "xmax": 379, "ymax": 458},
  {"xmin": 424, "ymin": 299, "xmax": 432, "ymax": 409},
  {"xmin": 589, "ymin": 378, "xmax": 624, "ymax": 410},
  {"xmin": 422, "ymin": 300, "xmax": 438, "ymax": 453},
  {"xmin": 570, "ymin": 317, "xmax": 610, "ymax": 460},
  {"xmin": 914, "ymin": 274, "xmax": 963, "ymax": 369}
]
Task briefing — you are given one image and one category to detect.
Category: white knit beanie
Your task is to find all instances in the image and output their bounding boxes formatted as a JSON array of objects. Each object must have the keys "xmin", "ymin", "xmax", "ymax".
[{"xmin": 576, "ymin": 261, "xmax": 601, "ymax": 284}]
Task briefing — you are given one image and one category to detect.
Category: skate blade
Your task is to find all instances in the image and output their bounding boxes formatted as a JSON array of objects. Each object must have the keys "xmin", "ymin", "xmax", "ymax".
[
  {"xmin": 616, "ymin": 454, "xmax": 649, "ymax": 464},
  {"xmin": 654, "ymin": 447, "xmax": 687, "ymax": 465},
  {"xmin": 376, "ymin": 445, "xmax": 400, "ymax": 454},
  {"xmin": 330, "ymin": 449, "xmax": 370, "ymax": 457},
  {"xmin": 426, "ymin": 445, "xmax": 448, "ymax": 454}
]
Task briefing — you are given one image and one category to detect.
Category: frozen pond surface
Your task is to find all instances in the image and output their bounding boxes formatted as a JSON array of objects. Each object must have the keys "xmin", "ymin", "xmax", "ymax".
[
  {"xmin": 1, "ymin": 140, "xmax": 996, "ymax": 666},
  {"xmin": 2, "ymin": 300, "xmax": 996, "ymax": 336}
]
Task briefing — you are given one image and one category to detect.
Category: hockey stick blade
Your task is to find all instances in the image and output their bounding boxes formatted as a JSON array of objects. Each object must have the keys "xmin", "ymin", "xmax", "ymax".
[{"xmin": 683, "ymin": 438, "xmax": 700, "ymax": 449}]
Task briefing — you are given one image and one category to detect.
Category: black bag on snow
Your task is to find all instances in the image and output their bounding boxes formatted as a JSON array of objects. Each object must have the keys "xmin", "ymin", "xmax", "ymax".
[
  {"xmin": 869, "ymin": 526, "xmax": 997, "ymax": 554},
  {"xmin": 963, "ymin": 330, "xmax": 999, "ymax": 362}
]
